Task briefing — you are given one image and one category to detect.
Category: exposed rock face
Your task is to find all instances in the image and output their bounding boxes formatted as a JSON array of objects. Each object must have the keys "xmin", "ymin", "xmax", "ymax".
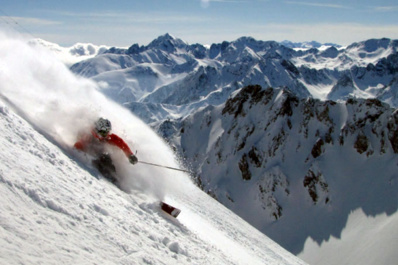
[
  {"xmin": 257, "ymin": 167, "xmax": 289, "ymax": 220},
  {"xmin": 239, "ymin": 154, "xmax": 251, "ymax": 181},
  {"xmin": 303, "ymin": 169, "xmax": 329, "ymax": 204},
  {"xmin": 354, "ymin": 133, "xmax": 369, "ymax": 154},
  {"xmin": 311, "ymin": 139, "xmax": 324, "ymax": 158},
  {"xmin": 222, "ymin": 85, "xmax": 274, "ymax": 118}
]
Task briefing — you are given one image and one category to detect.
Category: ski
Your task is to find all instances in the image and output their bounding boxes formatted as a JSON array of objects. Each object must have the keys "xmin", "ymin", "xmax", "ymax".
[{"xmin": 160, "ymin": 201, "xmax": 181, "ymax": 218}]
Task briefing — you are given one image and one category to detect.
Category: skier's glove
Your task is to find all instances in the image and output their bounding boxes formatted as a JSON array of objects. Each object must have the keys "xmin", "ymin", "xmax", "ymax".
[{"xmin": 129, "ymin": 154, "xmax": 138, "ymax": 165}]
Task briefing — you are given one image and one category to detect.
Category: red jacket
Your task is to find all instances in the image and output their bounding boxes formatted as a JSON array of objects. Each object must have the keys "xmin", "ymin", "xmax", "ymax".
[{"xmin": 74, "ymin": 130, "xmax": 133, "ymax": 157}]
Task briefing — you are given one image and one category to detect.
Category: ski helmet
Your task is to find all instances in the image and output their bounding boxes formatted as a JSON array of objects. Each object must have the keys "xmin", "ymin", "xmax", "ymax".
[{"xmin": 94, "ymin": 118, "xmax": 112, "ymax": 137}]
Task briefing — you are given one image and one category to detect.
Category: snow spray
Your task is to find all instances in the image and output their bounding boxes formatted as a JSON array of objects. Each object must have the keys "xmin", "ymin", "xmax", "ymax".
[{"xmin": 0, "ymin": 30, "xmax": 190, "ymax": 200}]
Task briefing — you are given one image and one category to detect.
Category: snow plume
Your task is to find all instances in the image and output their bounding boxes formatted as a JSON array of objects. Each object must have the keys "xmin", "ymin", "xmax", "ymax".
[{"xmin": 0, "ymin": 31, "xmax": 188, "ymax": 200}]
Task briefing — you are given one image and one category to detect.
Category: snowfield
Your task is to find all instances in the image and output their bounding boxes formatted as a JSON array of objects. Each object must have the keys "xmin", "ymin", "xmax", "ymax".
[{"xmin": 0, "ymin": 32, "xmax": 306, "ymax": 265}]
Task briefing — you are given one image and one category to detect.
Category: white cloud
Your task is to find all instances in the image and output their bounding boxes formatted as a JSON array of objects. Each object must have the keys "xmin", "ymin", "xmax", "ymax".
[
  {"xmin": 373, "ymin": 6, "xmax": 398, "ymax": 12},
  {"xmin": 200, "ymin": 0, "xmax": 247, "ymax": 8},
  {"xmin": 284, "ymin": 1, "xmax": 350, "ymax": 9},
  {"xmin": 40, "ymin": 10, "xmax": 208, "ymax": 25}
]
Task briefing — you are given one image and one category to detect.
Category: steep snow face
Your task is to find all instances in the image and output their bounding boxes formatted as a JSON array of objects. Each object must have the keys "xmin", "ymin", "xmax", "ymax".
[
  {"xmin": 166, "ymin": 85, "xmax": 398, "ymax": 262},
  {"xmin": 0, "ymin": 32, "xmax": 307, "ymax": 265},
  {"xmin": 69, "ymin": 35, "xmax": 398, "ymax": 124}
]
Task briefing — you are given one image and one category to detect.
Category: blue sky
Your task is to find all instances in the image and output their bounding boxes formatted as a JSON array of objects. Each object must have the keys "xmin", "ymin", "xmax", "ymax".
[{"xmin": 1, "ymin": 0, "xmax": 398, "ymax": 47}]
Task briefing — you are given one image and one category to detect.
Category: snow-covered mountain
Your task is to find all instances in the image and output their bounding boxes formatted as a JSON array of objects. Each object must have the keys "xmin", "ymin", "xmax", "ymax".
[
  {"xmin": 163, "ymin": 84, "xmax": 398, "ymax": 263},
  {"xmin": 0, "ymin": 32, "xmax": 306, "ymax": 265},
  {"xmin": 69, "ymin": 34, "xmax": 398, "ymax": 125},
  {"xmin": 279, "ymin": 40, "xmax": 342, "ymax": 50}
]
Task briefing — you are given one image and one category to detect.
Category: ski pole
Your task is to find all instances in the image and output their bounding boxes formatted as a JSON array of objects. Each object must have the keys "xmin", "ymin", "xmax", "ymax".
[{"xmin": 138, "ymin": 161, "xmax": 191, "ymax": 173}]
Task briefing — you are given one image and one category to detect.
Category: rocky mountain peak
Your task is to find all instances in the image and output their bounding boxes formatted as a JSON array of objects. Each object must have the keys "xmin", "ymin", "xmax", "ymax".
[{"xmin": 147, "ymin": 33, "xmax": 188, "ymax": 53}]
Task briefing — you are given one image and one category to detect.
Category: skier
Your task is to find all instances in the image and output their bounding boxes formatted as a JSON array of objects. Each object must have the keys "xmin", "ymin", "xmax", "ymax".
[{"xmin": 74, "ymin": 117, "xmax": 138, "ymax": 183}]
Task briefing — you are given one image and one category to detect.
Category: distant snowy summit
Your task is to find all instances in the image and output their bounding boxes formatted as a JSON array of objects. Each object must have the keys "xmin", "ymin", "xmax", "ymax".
[
  {"xmin": 279, "ymin": 40, "xmax": 342, "ymax": 50},
  {"xmin": 29, "ymin": 38, "xmax": 109, "ymax": 66}
]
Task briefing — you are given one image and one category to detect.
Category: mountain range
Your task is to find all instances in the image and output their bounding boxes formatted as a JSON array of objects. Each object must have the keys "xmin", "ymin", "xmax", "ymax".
[
  {"xmin": 69, "ymin": 34, "xmax": 398, "ymax": 124},
  {"xmin": 38, "ymin": 34, "xmax": 398, "ymax": 265}
]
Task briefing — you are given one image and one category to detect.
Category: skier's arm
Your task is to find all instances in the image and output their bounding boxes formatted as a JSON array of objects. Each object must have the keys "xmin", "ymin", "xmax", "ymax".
[
  {"xmin": 107, "ymin": 134, "xmax": 134, "ymax": 155},
  {"xmin": 108, "ymin": 134, "xmax": 138, "ymax": 164}
]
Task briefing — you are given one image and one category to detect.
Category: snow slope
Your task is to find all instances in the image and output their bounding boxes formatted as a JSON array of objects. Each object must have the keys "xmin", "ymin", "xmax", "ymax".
[{"xmin": 0, "ymin": 32, "xmax": 306, "ymax": 264}]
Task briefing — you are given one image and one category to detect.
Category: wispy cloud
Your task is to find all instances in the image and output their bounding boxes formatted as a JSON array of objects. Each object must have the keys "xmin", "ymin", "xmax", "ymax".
[
  {"xmin": 284, "ymin": 1, "xmax": 350, "ymax": 9},
  {"xmin": 200, "ymin": 0, "xmax": 247, "ymax": 8},
  {"xmin": 373, "ymin": 6, "xmax": 398, "ymax": 12},
  {"xmin": 0, "ymin": 16, "xmax": 61, "ymax": 26},
  {"xmin": 41, "ymin": 10, "xmax": 210, "ymax": 25}
]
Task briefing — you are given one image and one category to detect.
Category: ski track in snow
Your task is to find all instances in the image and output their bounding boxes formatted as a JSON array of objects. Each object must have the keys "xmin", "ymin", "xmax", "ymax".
[{"xmin": 0, "ymin": 33, "xmax": 306, "ymax": 265}]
